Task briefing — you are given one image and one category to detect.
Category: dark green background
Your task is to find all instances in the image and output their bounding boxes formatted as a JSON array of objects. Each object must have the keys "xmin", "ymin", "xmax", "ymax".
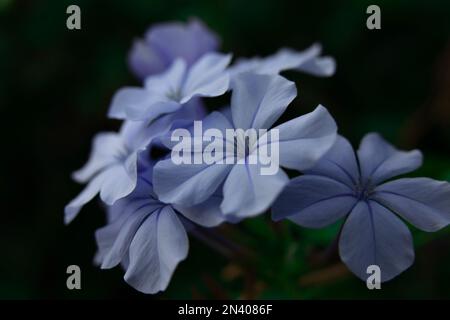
[{"xmin": 1, "ymin": 0, "xmax": 449, "ymax": 299}]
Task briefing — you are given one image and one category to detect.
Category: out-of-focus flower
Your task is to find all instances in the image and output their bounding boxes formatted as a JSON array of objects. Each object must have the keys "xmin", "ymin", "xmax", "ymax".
[
  {"xmin": 153, "ymin": 73, "xmax": 337, "ymax": 219},
  {"xmin": 128, "ymin": 19, "xmax": 220, "ymax": 80},
  {"xmin": 109, "ymin": 53, "xmax": 231, "ymax": 123},
  {"xmin": 230, "ymin": 43, "xmax": 336, "ymax": 79},
  {"xmin": 273, "ymin": 133, "xmax": 450, "ymax": 282},
  {"xmin": 95, "ymin": 168, "xmax": 224, "ymax": 294}
]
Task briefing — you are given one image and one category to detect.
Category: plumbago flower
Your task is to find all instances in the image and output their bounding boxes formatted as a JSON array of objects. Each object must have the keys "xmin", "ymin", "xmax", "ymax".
[
  {"xmin": 95, "ymin": 168, "xmax": 225, "ymax": 294},
  {"xmin": 272, "ymin": 133, "xmax": 450, "ymax": 282},
  {"xmin": 64, "ymin": 101, "xmax": 202, "ymax": 224},
  {"xmin": 109, "ymin": 52, "xmax": 231, "ymax": 123},
  {"xmin": 65, "ymin": 18, "xmax": 343, "ymax": 294},
  {"xmin": 129, "ymin": 19, "xmax": 219, "ymax": 80},
  {"xmin": 230, "ymin": 43, "xmax": 336, "ymax": 79},
  {"xmin": 64, "ymin": 125, "xmax": 141, "ymax": 224},
  {"xmin": 153, "ymin": 73, "xmax": 337, "ymax": 219}
]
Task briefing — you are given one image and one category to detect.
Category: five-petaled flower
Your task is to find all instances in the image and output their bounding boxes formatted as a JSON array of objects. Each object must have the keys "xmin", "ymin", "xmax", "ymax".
[
  {"xmin": 272, "ymin": 133, "xmax": 450, "ymax": 282},
  {"xmin": 64, "ymin": 102, "xmax": 203, "ymax": 224},
  {"xmin": 95, "ymin": 168, "xmax": 225, "ymax": 294},
  {"xmin": 109, "ymin": 53, "xmax": 231, "ymax": 123},
  {"xmin": 153, "ymin": 72, "xmax": 337, "ymax": 219}
]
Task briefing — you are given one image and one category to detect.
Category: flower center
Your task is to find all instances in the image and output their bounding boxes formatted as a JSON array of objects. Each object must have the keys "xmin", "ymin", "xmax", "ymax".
[
  {"xmin": 354, "ymin": 180, "xmax": 375, "ymax": 200},
  {"xmin": 235, "ymin": 133, "xmax": 257, "ymax": 160}
]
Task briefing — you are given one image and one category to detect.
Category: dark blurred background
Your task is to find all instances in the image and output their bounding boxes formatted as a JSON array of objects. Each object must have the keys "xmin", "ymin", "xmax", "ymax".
[{"xmin": 1, "ymin": 0, "xmax": 449, "ymax": 299}]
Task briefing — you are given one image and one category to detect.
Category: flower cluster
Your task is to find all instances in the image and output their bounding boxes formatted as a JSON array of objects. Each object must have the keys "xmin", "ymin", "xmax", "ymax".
[{"xmin": 65, "ymin": 19, "xmax": 450, "ymax": 294}]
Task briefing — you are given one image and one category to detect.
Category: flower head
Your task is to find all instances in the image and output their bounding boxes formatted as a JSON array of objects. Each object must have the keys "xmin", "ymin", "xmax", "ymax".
[
  {"xmin": 153, "ymin": 73, "xmax": 337, "ymax": 219},
  {"xmin": 273, "ymin": 133, "xmax": 450, "ymax": 281}
]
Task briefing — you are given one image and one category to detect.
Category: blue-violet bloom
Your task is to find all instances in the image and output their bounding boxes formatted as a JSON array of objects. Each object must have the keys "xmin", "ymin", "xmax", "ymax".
[
  {"xmin": 153, "ymin": 73, "xmax": 337, "ymax": 219},
  {"xmin": 65, "ymin": 123, "xmax": 143, "ymax": 224},
  {"xmin": 64, "ymin": 103, "xmax": 202, "ymax": 224},
  {"xmin": 95, "ymin": 168, "xmax": 225, "ymax": 294},
  {"xmin": 272, "ymin": 133, "xmax": 450, "ymax": 282},
  {"xmin": 109, "ymin": 53, "xmax": 231, "ymax": 123},
  {"xmin": 128, "ymin": 19, "xmax": 219, "ymax": 80}
]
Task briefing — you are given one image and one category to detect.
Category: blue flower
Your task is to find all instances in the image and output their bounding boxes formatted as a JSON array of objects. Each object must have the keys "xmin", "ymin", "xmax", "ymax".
[
  {"xmin": 109, "ymin": 52, "xmax": 231, "ymax": 123},
  {"xmin": 64, "ymin": 102, "xmax": 203, "ymax": 224},
  {"xmin": 273, "ymin": 133, "xmax": 450, "ymax": 282},
  {"xmin": 128, "ymin": 19, "xmax": 219, "ymax": 80},
  {"xmin": 153, "ymin": 73, "xmax": 337, "ymax": 219},
  {"xmin": 64, "ymin": 127, "xmax": 140, "ymax": 225},
  {"xmin": 230, "ymin": 43, "xmax": 336, "ymax": 79},
  {"xmin": 95, "ymin": 168, "xmax": 225, "ymax": 294}
]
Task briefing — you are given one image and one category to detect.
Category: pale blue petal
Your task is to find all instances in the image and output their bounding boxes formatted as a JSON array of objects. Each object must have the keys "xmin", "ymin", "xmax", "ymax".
[
  {"xmin": 296, "ymin": 55, "xmax": 336, "ymax": 77},
  {"xmin": 64, "ymin": 171, "xmax": 109, "ymax": 224},
  {"xmin": 200, "ymin": 110, "xmax": 235, "ymax": 133},
  {"xmin": 66, "ymin": 132, "xmax": 140, "ymax": 223},
  {"xmin": 129, "ymin": 19, "xmax": 219, "ymax": 80},
  {"xmin": 105, "ymin": 197, "xmax": 126, "ymax": 224},
  {"xmin": 181, "ymin": 53, "xmax": 231, "ymax": 103},
  {"xmin": 305, "ymin": 135, "xmax": 359, "ymax": 187},
  {"xmin": 181, "ymin": 96, "xmax": 207, "ymax": 120},
  {"xmin": 145, "ymin": 19, "xmax": 219, "ymax": 69},
  {"xmin": 272, "ymin": 175, "xmax": 357, "ymax": 227},
  {"xmin": 229, "ymin": 58, "xmax": 261, "ymax": 77},
  {"xmin": 231, "ymin": 73, "xmax": 296, "ymax": 130},
  {"xmin": 124, "ymin": 206, "xmax": 189, "ymax": 294},
  {"xmin": 221, "ymin": 163, "xmax": 289, "ymax": 218},
  {"xmin": 120, "ymin": 120, "xmax": 153, "ymax": 151},
  {"xmin": 109, "ymin": 60, "xmax": 187, "ymax": 121},
  {"xmin": 174, "ymin": 191, "xmax": 225, "ymax": 227},
  {"xmin": 357, "ymin": 133, "xmax": 423, "ymax": 185},
  {"xmin": 271, "ymin": 105, "xmax": 337, "ymax": 171},
  {"xmin": 219, "ymin": 105, "xmax": 232, "ymax": 123},
  {"xmin": 254, "ymin": 44, "xmax": 322, "ymax": 74},
  {"xmin": 230, "ymin": 43, "xmax": 335, "ymax": 77},
  {"xmin": 94, "ymin": 210, "xmax": 122, "ymax": 265},
  {"xmin": 95, "ymin": 172, "xmax": 164, "ymax": 268},
  {"xmin": 97, "ymin": 202, "xmax": 159, "ymax": 269},
  {"xmin": 373, "ymin": 178, "xmax": 450, "ymax": 231},
  {"xmin": 339, "ymin": 201, "xmax": 414, "ymax": 282},
  {"xmin": 71, "ymin": 132, "xmax": 124, "ymax": 183},
  {"xmin": 144, "ymin": 59, "xmax": 187, "ymax": 96},
  {"xmin": 159, "ymin": 110, "xmax": 234, "ymax": 153},
  {"xmin": 128, "ymin": 39, "xmax": 166, "ymax": 80},
  {"xmin": 123, "ymin": 97, "xmax": 208, "ymax": 157},
  {"xmin": 98, "ymin": 153, "xmax": 138, "ymax": 205},
  {"xmin": 108, "ymin": 87, "xmax": 155, "ymax": 120},
  {"xmin": 126, "ymin": 100, "xmax": 180, "ymax": 124},
  {"xmin": 108, "ymin": 87, "xmax": 182, "ymax": 122},
  {"xmin": 153, "ymin": 159, "xmax": 233, "ymax": 206}
]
